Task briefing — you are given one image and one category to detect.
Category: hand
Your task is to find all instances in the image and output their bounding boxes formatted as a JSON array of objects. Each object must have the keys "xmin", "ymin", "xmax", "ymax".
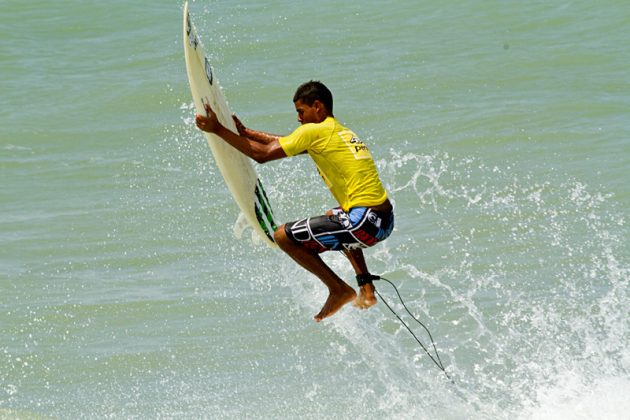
[
  {"xmin": 232, "ymin": 114, "xmax": 247, "ymax": 136},
  {"xmin": 196, "ymin": 102, "xmax": 220, "ymax": 133}
]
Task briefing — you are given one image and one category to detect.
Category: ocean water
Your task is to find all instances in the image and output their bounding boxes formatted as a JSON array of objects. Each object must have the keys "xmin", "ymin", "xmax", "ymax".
[{"xmin": 1, "ymin": 1, "xmax": 628, "ymax": 419}]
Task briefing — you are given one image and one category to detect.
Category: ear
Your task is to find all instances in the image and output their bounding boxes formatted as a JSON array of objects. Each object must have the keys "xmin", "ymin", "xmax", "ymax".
[{"xmin": 313, "ymin": 100, "xmax": 327, "ymax": 116}]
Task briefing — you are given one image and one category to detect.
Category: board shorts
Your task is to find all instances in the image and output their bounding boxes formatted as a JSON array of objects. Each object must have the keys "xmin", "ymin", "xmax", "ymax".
[{"xmin": 284, "ymin": 207, "xmax": 394, "ymax": 253}]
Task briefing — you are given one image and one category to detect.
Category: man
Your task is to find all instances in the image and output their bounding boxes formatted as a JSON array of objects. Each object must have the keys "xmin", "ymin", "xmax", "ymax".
[{"xmin": 196, "ymin": 80, "xmax": 394, "ymax": 322}]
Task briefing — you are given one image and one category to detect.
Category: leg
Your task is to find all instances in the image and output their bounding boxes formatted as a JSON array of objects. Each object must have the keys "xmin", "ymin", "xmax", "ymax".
[
  {"xmin": 344, "ymin": 248, "xmax": 378, "ymax": 309},
  {"xmin": 274, "ymin": 226, "xmax": 356, "ymax": 322}
]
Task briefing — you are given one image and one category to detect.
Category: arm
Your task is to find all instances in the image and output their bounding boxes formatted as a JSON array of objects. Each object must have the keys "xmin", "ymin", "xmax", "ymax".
[
  {"xmin": 232, "ymin": 114, "xmax": 282, "ymax": 145},
  {"xmin": 196, "ymin": 103, "xmax": 287, "ymax": 164}
]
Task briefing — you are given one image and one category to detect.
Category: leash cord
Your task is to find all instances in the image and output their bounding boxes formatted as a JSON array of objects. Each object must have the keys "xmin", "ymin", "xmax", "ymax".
[{"xmin": 372, "ymin": 276, "xmax": 453, "ymax": 383}]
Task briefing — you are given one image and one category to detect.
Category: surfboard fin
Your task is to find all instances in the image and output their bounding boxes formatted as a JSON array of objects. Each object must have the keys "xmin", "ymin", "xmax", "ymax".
[
  {"xmin": 234, "ymin": 212, "xmax": 267, "ymax": 247},
  {"xmin": 251, "ymin": 229, "xmax": 263, "ymax": 246},
  {"xmin": 233, "ymin": 212, "xmax": 249, "ymax": 239}
]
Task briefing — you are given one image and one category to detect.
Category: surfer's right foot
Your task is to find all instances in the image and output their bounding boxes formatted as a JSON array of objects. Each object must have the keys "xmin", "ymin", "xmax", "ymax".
[
  {"xmin": 353, "ymin": 283, "xmax": 378, "ymax": 309},
  {"xmin": 314, "ymin": 285, "xmax": 357, "ymax": 322}
]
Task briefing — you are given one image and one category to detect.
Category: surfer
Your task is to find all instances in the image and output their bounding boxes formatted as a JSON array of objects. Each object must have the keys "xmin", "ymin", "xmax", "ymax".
[{"xmin": 196, "ymin": 81, "xmax": 394, "ymax": 322}]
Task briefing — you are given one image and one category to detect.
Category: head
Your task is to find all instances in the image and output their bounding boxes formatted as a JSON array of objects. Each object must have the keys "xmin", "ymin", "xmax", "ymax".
[{"xmin": 292, "ymin": 80, "xmax": 333, "ymax": 124}]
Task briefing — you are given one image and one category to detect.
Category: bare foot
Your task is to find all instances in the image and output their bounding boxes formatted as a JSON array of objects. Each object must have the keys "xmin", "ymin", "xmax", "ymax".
[
  {"xmin": 314, "ymin": 286, "xmax": 357, "ymax": 322},
  {"xmin": 353, "ymin": 283, "xmax": 378, "ymax": 309}
]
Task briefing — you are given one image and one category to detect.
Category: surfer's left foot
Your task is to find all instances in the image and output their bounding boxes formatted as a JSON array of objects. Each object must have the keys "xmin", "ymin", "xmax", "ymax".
[
  {"xmin": 354, "ymin": 283, "xmax": 377, "ymax": 309},
  {"xmin": 314, "ymin": 285, "xmax": 357, "ymax": 322}
]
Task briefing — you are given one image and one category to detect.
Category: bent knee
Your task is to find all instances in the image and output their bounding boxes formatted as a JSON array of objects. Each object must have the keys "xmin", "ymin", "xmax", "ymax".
[{"xmin": 274, "ymin": 225, "xmax": 289, "ymax": 247}]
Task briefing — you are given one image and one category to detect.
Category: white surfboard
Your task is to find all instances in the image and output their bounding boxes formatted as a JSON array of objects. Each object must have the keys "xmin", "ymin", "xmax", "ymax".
[{"xmin": 183, "ymin": 2, "xmax": 278, "ymax": 247}]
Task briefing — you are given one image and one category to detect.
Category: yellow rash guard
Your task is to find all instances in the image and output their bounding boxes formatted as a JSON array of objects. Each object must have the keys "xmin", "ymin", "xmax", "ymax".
[{"xmin": 279, "ymin": 116, "xmax": 387, "ymax": 211}]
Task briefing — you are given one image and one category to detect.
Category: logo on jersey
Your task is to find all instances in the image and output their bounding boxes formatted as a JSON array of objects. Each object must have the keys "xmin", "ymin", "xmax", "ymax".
[{"xmin": 338, "ymin": 130, "xmax": 372, "ymax": 159}]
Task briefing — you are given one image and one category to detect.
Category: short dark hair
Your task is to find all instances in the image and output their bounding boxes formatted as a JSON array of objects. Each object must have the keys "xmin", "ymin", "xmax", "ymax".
[{"xmin": 293, "ymin": 80, "xmax": 333, "ymax": 114}]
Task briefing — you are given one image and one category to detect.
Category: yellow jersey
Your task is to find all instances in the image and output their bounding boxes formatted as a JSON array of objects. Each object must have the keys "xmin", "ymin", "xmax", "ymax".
[{"xmin": 279, "ymin": 116, "xmax": 387, "ymax": 211}]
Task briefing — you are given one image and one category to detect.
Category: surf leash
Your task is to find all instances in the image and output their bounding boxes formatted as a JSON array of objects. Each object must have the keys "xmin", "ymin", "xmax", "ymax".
[{"xmin": 357, "ymin": 273, "xmax": 453, "ymax": 383}]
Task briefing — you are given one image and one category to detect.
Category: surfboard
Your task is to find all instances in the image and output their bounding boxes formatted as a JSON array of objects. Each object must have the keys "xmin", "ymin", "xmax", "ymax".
[{"xmin": 183, "ymin": 2, "xmax": 278, "ymax": 247}]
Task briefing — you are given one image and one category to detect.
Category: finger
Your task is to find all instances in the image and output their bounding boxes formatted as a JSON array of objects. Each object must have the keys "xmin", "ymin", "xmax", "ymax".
[{"xmin": 203, "ymin": 102, "xmax": 212, "ymax": 115}]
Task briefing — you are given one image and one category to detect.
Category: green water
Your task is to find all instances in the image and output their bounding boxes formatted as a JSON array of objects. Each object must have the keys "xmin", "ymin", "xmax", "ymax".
[{"xmin": 1, "ymin": 1, "xmax": 628, "ymax": 418}]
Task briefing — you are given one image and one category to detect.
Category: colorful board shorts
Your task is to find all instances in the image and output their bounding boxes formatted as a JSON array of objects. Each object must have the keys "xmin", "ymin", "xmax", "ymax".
[{"xmin": 284, "ymin": 207, "xmax": 394, "ymax": 253}]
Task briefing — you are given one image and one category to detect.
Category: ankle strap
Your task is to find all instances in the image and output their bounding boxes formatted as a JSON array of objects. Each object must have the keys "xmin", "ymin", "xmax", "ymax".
[{"xmin": 356, "ymin": 273, "xmax": 381, "ymax": 287}]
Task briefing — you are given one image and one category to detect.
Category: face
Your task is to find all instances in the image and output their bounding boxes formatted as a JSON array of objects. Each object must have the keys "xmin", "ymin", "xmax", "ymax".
[{"xmin": 294, "ymin": 99, "xmax": 324, "ymax": 125}]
